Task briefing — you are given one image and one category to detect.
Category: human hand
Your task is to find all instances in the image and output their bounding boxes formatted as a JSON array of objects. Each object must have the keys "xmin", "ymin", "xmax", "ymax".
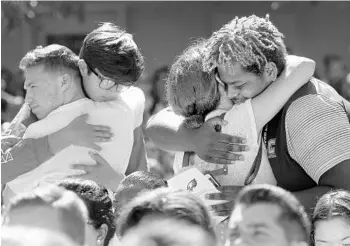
[
  {"xmin": 48, "ymin": 114, "xmax": 113, "ymax": 154},
  {"xmin": 192, "ymin": 117, "xmax": 248, "ymax": 165},
  {"xmin": 70, "ymin": 151, "xmax": 124, "ymax": 190},
  {"xmin": 1, "ymin": 135, "xmax": 21, "ymax": 150},
  {"xmin": 205, "ymin": 185, "xmax": 243, "ymax": 217}
]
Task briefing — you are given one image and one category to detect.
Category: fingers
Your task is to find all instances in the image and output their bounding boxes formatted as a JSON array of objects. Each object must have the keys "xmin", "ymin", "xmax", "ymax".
[
  {"xmin": 217, "ymin": 186, "xmax": 243, "ymax": 193},
  {"xmin": 212, "ymin": 142, "xmax": 249, "ymax": 153},
  {"xmin": 206, "ymin": 116, "xmax": 228, "ymax": 128},
  {"xmin": 210, "ymin": 201, "xmax": 235, "ymax": 212},
  {"xmin": 71, "ymin": 164, "xmax": 93, "ymax": 172},
  {"xmin": 203, "ymin": 156, "xmax": 235, "ymax": 165},
  {"xmin": 215, "ymin": 211, "xmax": 231, "ymax": 217},
  {"xmin": 203, "ymin": 151, "xmax": 243, "ymax": 164},
  {"xmin": 214, "ymin": 132, "xmax": 247, "ymax": 145},
  {"xmin": 88, "ymin": 151, "xmax": 109, "ymax": 165},
  {"xmin": 90, "ymin": 143, "xmax": 102, "ymax": 151},
  {"xmin": 91, "ymin": 125, "xmax": 111, "ymax": 133},
  {"xmin": 205, "ymin": 192, "xmax": 227, "ymax": 200}
]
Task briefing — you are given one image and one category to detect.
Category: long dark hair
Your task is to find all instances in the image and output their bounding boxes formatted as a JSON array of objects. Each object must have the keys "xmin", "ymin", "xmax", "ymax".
[
  {"xmin": 59, "ymin": 179, "xmax": 116, "ymax": 246},
  {"xmin": 149, "ymin": 66, "xmax": 169, "ymax": 115}
]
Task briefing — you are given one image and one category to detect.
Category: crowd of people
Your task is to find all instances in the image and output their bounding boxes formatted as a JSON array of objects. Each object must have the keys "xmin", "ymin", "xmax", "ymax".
[{"xmin": 1, "ymin": 14, "xmax": 350, "ymax": 246}]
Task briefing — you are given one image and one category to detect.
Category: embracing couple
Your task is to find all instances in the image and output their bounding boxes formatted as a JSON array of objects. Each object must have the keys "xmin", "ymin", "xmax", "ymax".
[
  {"xmin": 2, "ymin": 22, "xmax": 147, "ymax": 204},
  {"xmin": 146, "ymin": 14, "xmax": 350, "ymax": 215}
]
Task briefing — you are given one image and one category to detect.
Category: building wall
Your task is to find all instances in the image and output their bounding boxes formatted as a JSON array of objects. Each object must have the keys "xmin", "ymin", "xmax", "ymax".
[{"xmin": 2, "ymin": 1, "xmax": 350, "ymax": 79}]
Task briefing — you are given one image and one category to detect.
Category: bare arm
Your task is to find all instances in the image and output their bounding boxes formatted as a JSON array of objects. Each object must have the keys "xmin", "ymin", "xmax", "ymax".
[
  {"xmin": 146, "ymin": 108, "xmax": 192, "ymax": 152},
  {"xmin": 251, "ymin": 55, "xmax": 315, "ymax": 131},
  {"xmin": 125, "ymin": 126, "xmax": 148, "ymax": 175}
]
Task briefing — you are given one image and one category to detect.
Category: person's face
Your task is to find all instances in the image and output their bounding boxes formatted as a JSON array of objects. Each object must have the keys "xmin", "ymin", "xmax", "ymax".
[
  {"xmin": 79, "ymin": 60, "xmax": 119, "ymax": 102},
  {"xmin": 225, "ymin": 204, "xmax": 291, "ymax": 246},
  {"xmin": 6, "ymin": 205, "xmax": 66, "ymax": 237},
  {"xmin": 314, "ymin": 217, "xmax": 350, "ymax": 246},
  {"xmin": 217, "ymin": 63, "xmax": 272, "ymax": 104},
  {"xmin": 24, "ymin": 65, "xmax": 63, "ymax": 119}
]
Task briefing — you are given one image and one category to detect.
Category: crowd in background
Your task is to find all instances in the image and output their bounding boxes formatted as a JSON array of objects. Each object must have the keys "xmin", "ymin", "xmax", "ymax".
[{"xmin": 1, "ymin": 10, "xmax": 350, "ymax": 246}]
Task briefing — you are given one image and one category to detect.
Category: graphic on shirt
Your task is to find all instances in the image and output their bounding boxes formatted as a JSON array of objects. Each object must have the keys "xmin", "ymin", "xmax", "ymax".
[
  {"xmin": 1, "ymin": 149, "xmax": 13, "ymax": 164},
  {"xmin": 267, "ymin": 138, "xmax": 276, "ymax": 158}
]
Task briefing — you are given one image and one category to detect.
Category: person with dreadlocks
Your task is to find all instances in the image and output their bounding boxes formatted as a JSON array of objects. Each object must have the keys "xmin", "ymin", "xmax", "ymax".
[
  {"xmin": 167, "ymin": 40, "xmax": 315, "ymax": 188},
  {"xmin": 147, "ymin": 14, "xmax": 350, "ymax": 215}
]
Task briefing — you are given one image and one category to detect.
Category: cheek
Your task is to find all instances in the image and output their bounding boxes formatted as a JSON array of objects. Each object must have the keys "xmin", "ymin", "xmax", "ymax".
[{"xmin": 85, "ymin": 225, "xmax": 98, "ymax": 246}]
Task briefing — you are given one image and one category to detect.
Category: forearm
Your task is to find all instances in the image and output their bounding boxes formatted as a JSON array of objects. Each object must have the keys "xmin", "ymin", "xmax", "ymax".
[
  {"xmin": 252, "ymin": 55, "xmax": 315, "ymax": 131},
  {"xmin": 1, "ymin": 137, "xmax": 53, "ymax": 183},
  {"xmin": 146, "ymin": 107, "xmax": 195, "ymax": 152},
  {"xmin": 293, "ymin": 185, "xmax": 333, "ymax": 216},
  {"xmin": 125, "ymin": 126, "xmax": 148, "ymax": 175}
]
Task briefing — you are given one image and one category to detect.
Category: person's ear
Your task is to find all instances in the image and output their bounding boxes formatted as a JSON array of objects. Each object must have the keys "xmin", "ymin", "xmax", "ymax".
[
  {"xmin": 96, "ymin": 223, "xmax": 108, "ymax": 246},
  {"xmin": 61, "ymin": 73, "xmax": 72, "ymax": 91},
  {"xmin": 263, "ymin": 62, "xmax": 278, "ymax": 82},
  {"xmin": 78, "ymin": 59, "xmax": 88, "ymax": 76}
]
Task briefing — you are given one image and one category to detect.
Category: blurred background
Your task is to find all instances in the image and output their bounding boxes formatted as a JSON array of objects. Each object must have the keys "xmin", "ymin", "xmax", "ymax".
[{"xmin": 2, "ymin": 1, "xmax": 350, "ymax": 178}]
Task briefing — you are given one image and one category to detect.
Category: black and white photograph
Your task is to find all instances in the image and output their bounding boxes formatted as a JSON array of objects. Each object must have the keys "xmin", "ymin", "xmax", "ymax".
[{"xmin": 1, "ymin": 1, "xmax": 350, "ymax": 246}]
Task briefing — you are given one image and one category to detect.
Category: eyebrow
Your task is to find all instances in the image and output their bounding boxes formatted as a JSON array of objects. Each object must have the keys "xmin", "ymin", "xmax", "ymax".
[{"xmin": 246, "ymin": 223, "xmax": 269, "ymax": 229}]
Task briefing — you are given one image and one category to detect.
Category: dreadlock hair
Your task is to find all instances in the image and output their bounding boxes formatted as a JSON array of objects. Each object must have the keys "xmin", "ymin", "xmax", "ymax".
[
  {"xmin": 166, "ymin": 40, "xmax": 220, "ymax": 129},
  {"xmin": 204, "ymin": 14, "xmax": 287, "ymax": 77}
]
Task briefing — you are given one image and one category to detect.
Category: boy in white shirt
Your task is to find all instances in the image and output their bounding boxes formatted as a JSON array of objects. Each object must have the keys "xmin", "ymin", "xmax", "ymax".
[{"xmin": 2, "ymin": 23, "xmax": 147, "ymax": 202}]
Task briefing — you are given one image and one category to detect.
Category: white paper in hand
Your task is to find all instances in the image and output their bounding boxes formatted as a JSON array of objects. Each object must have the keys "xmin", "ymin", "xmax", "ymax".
[{"xmin": 167, "ymin": 167, "xmax": 229, "ymax": 224}]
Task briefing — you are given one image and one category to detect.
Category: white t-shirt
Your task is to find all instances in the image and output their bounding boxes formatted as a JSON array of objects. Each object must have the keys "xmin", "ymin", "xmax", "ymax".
[
  {"xmin": 173, "ymin": 99, "xmax": 276, "ymax": 186},
  {"xmin": 7, "ymin": 87, "xmax": 145, "ymax": 195}
]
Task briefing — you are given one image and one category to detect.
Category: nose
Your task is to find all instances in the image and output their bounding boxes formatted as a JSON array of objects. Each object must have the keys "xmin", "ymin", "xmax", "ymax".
[
  {"xmin": 24, "ymin": 92, "xmax": 33, "ymax": 105},
  {"xmin": 227, "ymin": 86, "xmax": 240, "ymax": 98}
]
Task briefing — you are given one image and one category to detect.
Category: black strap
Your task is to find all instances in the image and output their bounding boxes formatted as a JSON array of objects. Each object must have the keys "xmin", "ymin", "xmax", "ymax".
[
  {"xmin": 244, "ymin": 138, "xmax": 263, "ymax": 185},
  {"xmin": 182, "ymin": 151, "xmax": 192, "ymax": 167}
]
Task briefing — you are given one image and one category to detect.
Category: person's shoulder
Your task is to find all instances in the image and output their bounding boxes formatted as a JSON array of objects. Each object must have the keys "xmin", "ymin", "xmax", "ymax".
[{"xmin": 119, "ymin": 86, "xmax": 145, "ymax": 108}]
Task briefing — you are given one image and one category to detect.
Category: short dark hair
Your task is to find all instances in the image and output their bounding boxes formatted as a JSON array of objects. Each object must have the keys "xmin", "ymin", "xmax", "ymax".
[
  {"xmin": 235, "ymin": 184, "xmax": 310, "ymax": 243},
  {"xmin": 204, "ymin": 14, "xmax": 287, "ymax": 77},
  {"xmin": 4, "ymin": 185, "xmax": 87, "ymax": 245},
  {"xmin": 79, "ymin": 22, "xmax": 144, "ymax": 87},
  {"xmin": 113, "ymin": 171, "xmax": 167, "ymax": 216},
  {"xmin": 166, "ymin": 40, "xmax": 220, "ymax": 128},
  {"xmin": 311, "ymin": 190, "xmax": 350, "ymax": 245},
  {"xmin": 58, "ymin": 179, "xmax": 116, "ymax": 246},
  {"xmin": 121, "ymin": 216, "xmax": 217, "ymax": 246},
  {"xmin": 116, "ymin": 188, "xmax": 215, "ymax": 239},
  {"xmin": 19, "ymin": 44, "xmax": 80, "ymax": 80}
]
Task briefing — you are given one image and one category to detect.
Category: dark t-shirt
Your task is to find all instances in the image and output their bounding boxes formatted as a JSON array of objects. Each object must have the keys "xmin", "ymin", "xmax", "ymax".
[{"xmin": 263, "ymin": 77, "xmax": 350, "ymax": 191}]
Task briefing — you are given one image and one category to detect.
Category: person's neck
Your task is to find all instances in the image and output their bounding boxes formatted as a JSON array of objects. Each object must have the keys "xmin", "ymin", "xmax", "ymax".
[{"xmin": 63, "ymin": 87, "xmax": 86, "ymax": 105}]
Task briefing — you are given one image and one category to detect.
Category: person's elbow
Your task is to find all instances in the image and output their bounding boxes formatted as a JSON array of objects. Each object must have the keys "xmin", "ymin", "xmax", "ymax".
[{"xmin": 300, "ymin": 58, "xmax": 316, "ymax": 78}]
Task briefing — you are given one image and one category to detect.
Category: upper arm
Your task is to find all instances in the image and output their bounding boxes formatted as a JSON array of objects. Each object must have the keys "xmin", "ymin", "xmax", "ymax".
[
  {"xmin": 252, "ymin": 55, "xmax": 315, "ymax": 131},
  {"xmin": 146, "ymin": 107, "xmax": 185, "ymax": 135},
  {"xmin": 286, "ymin": 95, "xmax": 350, "ymax": 184},
  {"xmin": 319, "ymin": 159, "xmax": 350, "ymax": 190}
]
